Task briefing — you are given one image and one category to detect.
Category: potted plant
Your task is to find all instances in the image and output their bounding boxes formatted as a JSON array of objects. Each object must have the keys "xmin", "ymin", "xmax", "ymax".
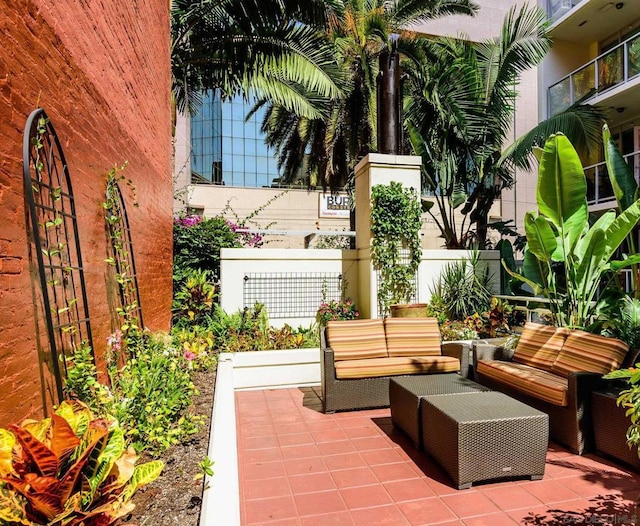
[{"xmin": 370, "ymin": 181, "xmax": 424, "ymax": 317}]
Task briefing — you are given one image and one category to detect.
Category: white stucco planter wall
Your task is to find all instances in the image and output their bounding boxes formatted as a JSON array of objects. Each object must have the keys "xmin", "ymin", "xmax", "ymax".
[{"xmin": 229, "ymin": 348, "xmax": 321, "ymax": 390}]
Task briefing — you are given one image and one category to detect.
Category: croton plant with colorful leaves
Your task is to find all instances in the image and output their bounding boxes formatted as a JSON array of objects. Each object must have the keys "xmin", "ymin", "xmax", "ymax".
[{"xmin": 0, "ymin": 400, "xmax": 162, "ymax": 525}]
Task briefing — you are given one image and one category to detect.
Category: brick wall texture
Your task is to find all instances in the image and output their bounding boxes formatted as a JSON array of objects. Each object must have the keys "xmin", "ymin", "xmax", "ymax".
[{"xmin": 0, "ymin": 1, "xmax": 173, "ymax": 426}]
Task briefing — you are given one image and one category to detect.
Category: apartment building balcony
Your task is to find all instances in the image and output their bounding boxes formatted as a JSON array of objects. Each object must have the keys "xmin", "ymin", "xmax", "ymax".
[
  {"xmin": 584, "ymin": 149, "xmax": 640, "ymax": 207},
  {"xmin": 547, "ymin": 31, "xmax": 640, "ymax": 116}
]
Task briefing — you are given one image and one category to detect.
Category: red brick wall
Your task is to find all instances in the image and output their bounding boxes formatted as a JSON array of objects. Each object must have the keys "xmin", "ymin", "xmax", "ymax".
[{"xmin": 0, "ymin": 1, "xmax": 172, "ymax": 425}]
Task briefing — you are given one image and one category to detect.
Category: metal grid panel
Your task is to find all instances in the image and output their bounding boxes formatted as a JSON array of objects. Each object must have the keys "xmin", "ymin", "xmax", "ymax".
[
  {"xmin": 243, "ymin": 273, "xmax": 342, "ymax": 318},
  {"xmin": 105, "ymin": 178, "xmax": 144, "ymax": 331},
  {"xmin": 23, "ymin": 108, "xmax": 94, "ymax": 401}
]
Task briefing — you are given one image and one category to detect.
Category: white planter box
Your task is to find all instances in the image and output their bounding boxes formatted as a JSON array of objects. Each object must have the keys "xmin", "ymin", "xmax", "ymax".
[{"xmin": 228, "ymin": 348, "xmax": 321, "ymax": 390}]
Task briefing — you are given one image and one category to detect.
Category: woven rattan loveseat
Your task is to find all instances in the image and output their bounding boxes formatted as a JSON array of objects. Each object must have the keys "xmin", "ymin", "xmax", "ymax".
[
  {"xmin": 473, "ymin": 322, "xmax": 630, "ymax": 454},
  {"xmin": 321, "ymin": 318, "xmax": 468, "ymax": 413}
]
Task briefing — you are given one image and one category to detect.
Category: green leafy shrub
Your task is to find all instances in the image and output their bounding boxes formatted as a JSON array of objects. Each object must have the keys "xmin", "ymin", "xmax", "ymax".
[
  {"xmin": 172, "ymin": 325, "xmax": 218, "ymax": 370},
  {"xmin": 316, "ymin": 298, "xmax": 359, "ymax": 326},
  {"xmin": 431, "ymin": 251, "xmax": 493, "ymax": 321},
  {"xmin": 370, "ymin": 182, "xmax": 423, "ymax": 316},
  {"xmin": 65, "ymin": 332, "xmax": 202, "ymax": 456},
  {"xmin": 0, "ymin": 400, "xmax": 162, "ymax": 525},
  {"xmin": 173, "ymin": 215, "xmax": 241, "ymax": 286},
  {"xmin": 172, "ymin": 269, "xmax": 217, "ymax": 327},
  {"xmin": 107, "ymin": 332, "xmax": 202, "ymax": 454}
]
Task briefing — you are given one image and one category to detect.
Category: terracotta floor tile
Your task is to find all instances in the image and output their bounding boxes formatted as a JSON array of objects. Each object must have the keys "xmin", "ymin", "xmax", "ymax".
[
  {"xmin": 480, "ymin": 484, "xmax": 543, "ymax": 511},
  {"xmin": 278, "ymin": 433, "xmax": 315, "ymax": 447},
  {"xmin": 350, "ymin": 504, "xmax": 411, "ymax": 525},
  {"xmin": 340, "ymin": 484, "xmax": 393, "ymax": 509},
  {"xmin": 294, "ymin": 490, "xmax": 347, "ymax": 516},
  {"xmin": 244, "ymin": 495, "xmax": 298, "ymax": 524},
  {"xmin": 359, "ymin": 448, "xmax": 406, "ymax": 466},
  {"xmin": 461, "ymin": 513, "xmax": 518, "ymax": 525},
  {"xmin": 242, "ymin": 435, "xmax": 280, "ymax": 450},
  {"xmin": 289, "ymin": 472, "xmax": 337, "ymax": 494},
  {"xmin": 324, "ymin": 452, "xmax": 368, "ymax": 471},
  {"xmin": 331, "ymin": 467, "xmax": 379, "ymax": 488},
  {"xmin": 300, "ymin": 511, "xmax": 355, "ymax": 525},
  {"xmin": 372, "ymin": 462, "xmax": 421, "ymax": 483},
  {"xmin": 518, "ymin": 478, "xmax": 581, "ymax": 503},
  {"xmin": 242, "ymin": 424, "xmax": 278, "ymax": 438},
  {"xmin": 280, "ymin": 444, "xmax": 321, "ymax": 460},
  {"xmin": 440, "ymin": 491, "xmax": 501, "ymax": 519},
  {"xmin": 311, "ymin": 428, "xmax": 349, "ymax": 443},
  {"xmin": 351, "ymin": 436, "xmax": 392, "ymax": 452},
  {"xmin": 397, "ymin": 497, "xmax": 457, "ymax": 525},
  {"xmin": 506, "ymin": 503, "xmax": 580, "ymax": 524},
  {"xmin": 283, "ymin": 457, "xmax": 328, "ymax": 476},
  {"xmin": 243, "ymin": 447, "xmax": 283, "ymax": 464},
  {"xmin": 243, "ymin": 460, "xmax": 287, "ymax": 481},
  {"xmin": 342, "ymin": 424, "xmax": 383, "ymax": 439},
  {"xmin": 383, "ymin": 478, "xmax": 435, "ymax": 502},
  {"xmin": 307, "ymin": 420, "xmax": 343, "ymax": 433},
  {"xmin": 237, "ymin": 388, "xmax": 640, "ymax": 526},
  {"xmin": 243, "ymin": 477, "xmax": 291, "ymax": 500},
  {"xmin": 275, "ymin": 423, "xmax": 310, "ymax": 435}
]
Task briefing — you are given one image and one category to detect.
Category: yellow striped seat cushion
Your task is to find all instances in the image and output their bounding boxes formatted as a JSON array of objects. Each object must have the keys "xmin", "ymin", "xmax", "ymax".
[
  {"xmin": 551, "ymin": 330, "xmax": 629, "ymax": 378},
  {"xmin": 384, "ymin": 317, "xmax": 442, "ymax": 357},
  {"xmin": 477, "ymin": 360, "xmax": 568, "ymax": 406},
  {"xmin": 512, "ymin": 322, "xmax": 566, "ymax": 372},
  {"xmin": 335, "ymin": 356, "xmax": 460, "ymax": 379},
  {"xmin": 326, "ymin": 319, "xmax": 388, "ymax": 361}
]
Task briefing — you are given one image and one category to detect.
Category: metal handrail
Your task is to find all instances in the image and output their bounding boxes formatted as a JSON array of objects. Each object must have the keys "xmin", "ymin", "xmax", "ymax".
[
  {"xmin": 548, "ymin": 32, "xmax": 640, "ymax": 115},
  {"xmin": 584, "ymin": 149, "xmax": 640, "ymax": 205}
]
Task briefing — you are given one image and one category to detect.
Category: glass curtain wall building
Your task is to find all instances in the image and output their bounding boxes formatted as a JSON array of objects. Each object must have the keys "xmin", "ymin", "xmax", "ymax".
[{"xmin": 190, "ymin": 91, "xmax": 282, "ymax": 187}]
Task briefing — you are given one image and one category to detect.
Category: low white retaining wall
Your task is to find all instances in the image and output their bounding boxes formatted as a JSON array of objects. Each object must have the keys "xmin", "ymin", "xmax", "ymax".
[
  {"xmin": 230, "ymin": 348, "xmax": 321, "ymax": 390},
  {"xmin": 199, "ymin": 350, "xmax": 322, "ymax": 526}
]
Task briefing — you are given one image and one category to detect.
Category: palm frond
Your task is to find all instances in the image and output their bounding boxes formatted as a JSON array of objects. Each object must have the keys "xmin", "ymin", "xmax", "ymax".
[{"xmin": 501, "ymin": 103, "xmax": 607, "ymax": 170}]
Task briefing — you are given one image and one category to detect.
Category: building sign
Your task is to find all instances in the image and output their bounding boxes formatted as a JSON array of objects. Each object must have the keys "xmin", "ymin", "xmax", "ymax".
[{"xmin": 319, "ymin": 193, "xmax": 350, "ymax": 218}]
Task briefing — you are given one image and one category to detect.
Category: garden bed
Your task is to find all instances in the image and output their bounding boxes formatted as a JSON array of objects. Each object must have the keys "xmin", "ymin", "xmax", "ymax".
[{"xmin": 121, "ymin": 366, "xmax": 216, "ymax": 525}]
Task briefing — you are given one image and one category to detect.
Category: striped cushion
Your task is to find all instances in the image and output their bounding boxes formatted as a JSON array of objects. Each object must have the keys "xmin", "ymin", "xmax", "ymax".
[
  {"xmin": 326, "ymin": 319, "xmax": 388, "ymax": 361},
  {"xmin": 551, "ymin": 330, "xmax": 629, "ymax": 378},
  {"xmin": 513, "ymin": 324, "xmax": 569, "ymax": 372},
  {"xmin": 384, "ymin": 317, "xmax": 442, "ymax": 357},
  {"xmin": 477, "ymin": 360, "xmax": 568, "ymax": 406},
  {"xmin": 335, "ymin": 356, "xmax": 460, "ymax": 379}
]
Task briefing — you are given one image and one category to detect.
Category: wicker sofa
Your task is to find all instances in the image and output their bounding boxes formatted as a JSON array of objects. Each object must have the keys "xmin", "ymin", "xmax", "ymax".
[
  {"xmin": 473, "ymin": 322, "xmax": 630, "ymax": 454},
  {"xmin": 321, "ymin": 317, "xmax": 467, "ymax": 413}
]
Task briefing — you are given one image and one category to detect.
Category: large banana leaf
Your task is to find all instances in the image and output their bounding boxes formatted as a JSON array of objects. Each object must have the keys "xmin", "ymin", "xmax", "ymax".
[
  {"xmin": 523, "ymin": 213, "xmax": 557, "ymax": 263},
  {"xmin": 574, "ymin": 227, "xmax": 606, "ymax": 301},
  {"xmin": 537, "ymin": 134, "xmax": 588, "ymax": 253},
  {"xmin": 603, "ymin": 124, "xmax": 637, "ymax": 211}
]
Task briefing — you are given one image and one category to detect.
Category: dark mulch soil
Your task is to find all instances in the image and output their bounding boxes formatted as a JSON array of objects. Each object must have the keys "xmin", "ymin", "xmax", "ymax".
[{"xmin": 120, "ymin": 367, "xmax": 216, "ymax": 526}]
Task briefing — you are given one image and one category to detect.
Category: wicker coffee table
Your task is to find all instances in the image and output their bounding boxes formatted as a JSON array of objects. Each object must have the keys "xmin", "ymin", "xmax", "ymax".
[
  {"xmin": 421, "ymin": 391, "xmax": 548, "ymax": 489},
  {"xmin": 389, "ymin": 374, "xmax": 490, "ymax": 449}
]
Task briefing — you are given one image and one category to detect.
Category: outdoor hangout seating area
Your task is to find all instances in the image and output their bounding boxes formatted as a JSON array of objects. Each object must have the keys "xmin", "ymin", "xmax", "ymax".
[
  {"xmin": 236, "ymin": 387, "xmax": 640, "ymax": 525},
  {"xmin": 228, "ymin": 318, "xmax": 640, "ymax": 525}
]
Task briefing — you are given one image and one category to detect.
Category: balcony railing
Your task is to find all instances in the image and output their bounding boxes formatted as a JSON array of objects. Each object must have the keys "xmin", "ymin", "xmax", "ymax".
[
  {"xmin": 548, "ymin": 33, "xmax": 640, "ymax": 115},
  {"xmin": 584, "ymin": 150, "xmax": 640, "ymax": 206}
]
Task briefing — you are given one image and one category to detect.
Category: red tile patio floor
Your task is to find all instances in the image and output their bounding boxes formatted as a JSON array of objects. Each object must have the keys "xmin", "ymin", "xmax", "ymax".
[{"xmin": 236, "ymin": 387, "xmax": 640, "ymax": 525}]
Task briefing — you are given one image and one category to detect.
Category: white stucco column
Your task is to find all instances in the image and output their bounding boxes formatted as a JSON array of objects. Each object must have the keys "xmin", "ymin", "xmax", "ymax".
[{"xmin": 354, "ymin": 153, "xmax": 422, "ymax": 319}]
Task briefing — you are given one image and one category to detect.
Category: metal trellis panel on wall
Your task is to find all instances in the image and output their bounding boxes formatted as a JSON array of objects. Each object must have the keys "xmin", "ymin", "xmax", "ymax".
[
  {"xmin": 23, "ymin": 108, "xmax": 94, "ymax": 401},
  {"xmin": 105, "ymin": 177, "xmax": 144, "ymax": 332},
  {"xmin": 243, "ymin": 272, "xmax": 343, "ymax": 318}
]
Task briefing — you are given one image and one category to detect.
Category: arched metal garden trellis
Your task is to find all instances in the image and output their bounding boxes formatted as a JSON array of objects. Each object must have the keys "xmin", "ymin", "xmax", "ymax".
[
  {"xmin": 104, "ymin": 175, "xmax": 144, "ymax": 333},
  {"xmin": 23, "ymin": 108, "xmax": 94, "ymax": 401}
]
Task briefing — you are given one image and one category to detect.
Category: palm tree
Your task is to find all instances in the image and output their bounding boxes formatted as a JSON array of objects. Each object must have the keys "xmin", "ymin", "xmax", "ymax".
[
  {"xmin": 171, "ymin": 0, "xmax": 344, "ymax": 118},
  {"xmin": 260, "ymin": 0, "xmax": 478, "ymax": 190},
  {"xmin": 405, "ymin": 4, "xmax": 606, "ymax": 248}
]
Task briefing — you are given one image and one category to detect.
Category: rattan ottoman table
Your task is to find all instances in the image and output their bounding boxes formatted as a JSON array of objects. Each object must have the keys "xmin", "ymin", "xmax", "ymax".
[
  {"xmin": 389, "ymin": 374, "xmax": 490, "ymax": 449},
  {"xmin": 421, "ymin": 391, "xmax": 549, "ymax": 489},
  {"xmin": 592, "ymin": 389, "xmax": 640, "ymax": 470}
]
